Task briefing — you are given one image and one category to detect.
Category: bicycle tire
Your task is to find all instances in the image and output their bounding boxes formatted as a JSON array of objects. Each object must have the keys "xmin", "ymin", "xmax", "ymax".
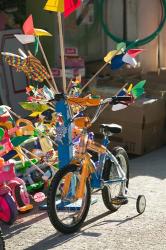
[
  {"xmin": 0, "ymin": 194, "xmax": 17, "ymax": 225},
  {"xmin": 14, "ymin": 184, "xmax": 31, "ymax": 210},
  {"xmin": 0, "ymin": 229, "xmax": 5, "ymax": 250},
  {"xmin": 102, "ymin": 147, "xmax": 129, "ymax": 212},
  {"xmin": 47, "ymin": 164, "xmax": 91, "ymax": 234}
]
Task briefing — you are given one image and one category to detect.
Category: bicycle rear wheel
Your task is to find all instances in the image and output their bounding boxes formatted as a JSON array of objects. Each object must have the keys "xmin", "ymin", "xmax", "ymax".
[
  {"xmin": 47, "ymin": 164, "xmax": 91, "ymax": 234},
  {"xmin": 102, "ymin": 147, "xmax": 129, "ymax": 212}
]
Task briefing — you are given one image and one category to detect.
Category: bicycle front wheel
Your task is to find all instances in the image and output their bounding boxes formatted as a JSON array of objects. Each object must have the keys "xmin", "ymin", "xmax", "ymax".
[
  {"xmin": 47, "ymin": 164, "xmax": 91, "ymax": 234},
  {"xmin": 102, "ymin": 147, "xmax": 129, "ymax": 212}
]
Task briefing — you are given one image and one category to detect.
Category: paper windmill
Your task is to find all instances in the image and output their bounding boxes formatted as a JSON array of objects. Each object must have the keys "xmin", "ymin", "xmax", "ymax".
[
  {"xmin": 2, "ymin": 52, "xmax": 50, "ymax": 82},
  {"xmin": 14, "ymin": 15, "xmax": 52, "ymax": 45},
  {"xmin": 104, "ymin": 43, "xmax": 144, "ymax": 70},
  {"xmin": 44, "ymin": 0, "xmax": 81, "ymax": 17},
  {"xmin": 112, "ymin": 80, "xmax": 146, "ymax": 111},
  {"xmin": 19, "ymin": 102, "xmax": 50, "ymax": 117}
]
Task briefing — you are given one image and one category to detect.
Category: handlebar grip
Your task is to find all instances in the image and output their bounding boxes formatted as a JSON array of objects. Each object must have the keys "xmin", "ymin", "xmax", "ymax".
[{"xmin": 112, "ymin": 95, "xmax": 133, "ymax": 104}]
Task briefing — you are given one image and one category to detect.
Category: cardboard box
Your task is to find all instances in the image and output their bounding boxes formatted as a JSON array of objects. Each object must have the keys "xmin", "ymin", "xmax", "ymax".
[
  {"xmin": 90, "ymin": 98, "xmax": 166, "ymax": 155},
  {"xmin": 64, "ymin": 47, "xmax": 78, "ymax": 56},
  {"xmin": 52, "ymin": 68, "xmax": 85, "ymax": 78},
  {"xmin": 59, "ymin": 56, "xmax": 85, "ymax": 68}
]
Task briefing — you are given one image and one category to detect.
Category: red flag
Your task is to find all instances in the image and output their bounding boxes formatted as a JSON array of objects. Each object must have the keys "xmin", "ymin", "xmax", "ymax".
[
  {"xmin": 127, "ymin": 49, "xmax": 144, "ymax": 58},
  {"xmin": 64, "ymin": 0, "xmax": 81, "ymax": 17},
  {"xmin": 23, "ymin": 15, "xmax": 35, "ymax": 35}
]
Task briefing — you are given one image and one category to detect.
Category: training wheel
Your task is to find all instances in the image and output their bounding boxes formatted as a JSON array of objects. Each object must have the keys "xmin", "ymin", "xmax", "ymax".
[{"xmin": 136, "ymin": 195, "xmax": 146, "ymax": 214}]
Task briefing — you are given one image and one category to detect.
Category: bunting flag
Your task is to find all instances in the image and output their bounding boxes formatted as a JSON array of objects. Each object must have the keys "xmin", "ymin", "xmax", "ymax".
[
  {"xmin": 104, "ymin": 50, "xmax": 121, "ymax": 63},
  {"xmin": 116, "ymin": 42, "xmax": 126, "ymax": 51},
  {"xmin": 127, "ymin": 49, "xmax": 144, "ymax": 58},
  {"xmin": 65, "ymin": 0, "xmax": 81, "ymax": 17},
  {"xmin": 44, "ymin": 0, "xmax": 81, "ymax": 17},
  {"xmin": 122, "ymin": 53, "xmax": 137, "ymax": 67},
  {"xmin": 14, "ymin": 34, "xmax": 35, "ymax": 44},
  {"xmin": 22, "ymin": 15, "xmax": 52, "ymax": 37},
  {"xmin": 2, "ymin": 52, "xmax": 50, "ymax": 82},
  {"xmin": 34, "ymin": 29, "xmax": 52, "ymax": 37},
  {"xmin": 20, "ymin": 102, "xmax": 49, "ymax": 113},
  {"xmin": 68, "ymin": 97, "xmax": 101, "ymax": 107},
  {"xmin": 104, "ymin": 44, "xmax": 143, "ymax": 71},
  {"xmin": 23, "ymin": 15, "xmax": 35, "ymax": 35},
  {"xmin": 131, "ymin": 80, "xmax": 146, "ymax": 98},
  {"xmin": 110, "ymin": 54, "xmax": 125, "ymax": 70}
]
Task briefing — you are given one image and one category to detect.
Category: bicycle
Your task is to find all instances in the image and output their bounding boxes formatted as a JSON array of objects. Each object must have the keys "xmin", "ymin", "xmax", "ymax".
[{"xmin": 47, "ymin": 94, "xmax": 146, "ymax": 234}]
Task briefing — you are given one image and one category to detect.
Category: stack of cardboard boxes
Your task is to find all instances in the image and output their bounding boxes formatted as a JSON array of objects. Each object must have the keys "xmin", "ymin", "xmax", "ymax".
[
  {"xmin": 52, "ymin": 47, "xmax": 85, "ymax": 79},
  {"xmin": 88, "ymin": 69, "xmax": 166, "ymax": 155}
]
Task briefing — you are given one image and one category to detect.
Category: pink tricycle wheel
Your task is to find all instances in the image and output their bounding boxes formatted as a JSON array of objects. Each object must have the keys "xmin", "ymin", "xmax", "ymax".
[{"xmin": 0, "ymin": 194, "xmax": 17, "ymax": 224}]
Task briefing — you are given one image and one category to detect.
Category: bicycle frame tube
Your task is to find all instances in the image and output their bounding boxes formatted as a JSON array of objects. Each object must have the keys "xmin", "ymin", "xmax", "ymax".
[
  {"xmin": 75, "ymin": 153, "xmax": 93, "ymax": 199},
  {"xmin": 62, "ymin": 173, "xmax": 73, "ymax": 197},
  {"xmin": 106, "ymin": 149, "xmax": 126, "ymax": 179}
]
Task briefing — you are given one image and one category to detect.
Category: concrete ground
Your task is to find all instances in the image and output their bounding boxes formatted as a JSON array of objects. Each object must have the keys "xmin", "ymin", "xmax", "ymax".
[{"xmin": 1, "ymin": 146, "xmax": 166, "ymax": 250}]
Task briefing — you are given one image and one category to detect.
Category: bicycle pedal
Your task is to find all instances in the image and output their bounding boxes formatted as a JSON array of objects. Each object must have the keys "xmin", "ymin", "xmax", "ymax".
[{"xmin": 111, "ymin": 197, "xmax": 128, "ymax": 205}]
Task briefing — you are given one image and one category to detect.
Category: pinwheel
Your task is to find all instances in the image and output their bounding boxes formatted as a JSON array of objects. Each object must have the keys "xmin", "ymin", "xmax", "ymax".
[
  {"xmin": 14, "ymin": 15, "xmax": 58, "ymax": 93},
  {"xmin": 104, "ymin": 45, "xmax": 144, "ymax": 70},
  {"xmin": 112, "ymin": 80, "xmax": 146, "ymax": 111},
  {"xmin": 2, "ymin": 52, "xmax": 50, "ymax": 83}
]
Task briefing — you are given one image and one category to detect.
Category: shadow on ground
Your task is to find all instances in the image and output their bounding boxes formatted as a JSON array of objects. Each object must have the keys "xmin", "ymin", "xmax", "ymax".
[
  {"xmin": 129, "ymin": 146, "xmax": 166, "ymax": 180},
  {"xmin": 23, "ymin": 211, "xmax": 139, "ymax": 250}
]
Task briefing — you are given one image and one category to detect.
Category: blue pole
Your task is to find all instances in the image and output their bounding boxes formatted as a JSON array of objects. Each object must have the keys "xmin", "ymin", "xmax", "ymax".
[{"xmin": 55, "ymin": 96, "xmax": 73, "ymax": 168}]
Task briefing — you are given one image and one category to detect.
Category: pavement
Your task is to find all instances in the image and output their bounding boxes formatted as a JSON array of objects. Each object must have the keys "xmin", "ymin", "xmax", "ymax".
[{"xmin": 1, "ymin": 146, "xmax": 166, "ymax": 250}]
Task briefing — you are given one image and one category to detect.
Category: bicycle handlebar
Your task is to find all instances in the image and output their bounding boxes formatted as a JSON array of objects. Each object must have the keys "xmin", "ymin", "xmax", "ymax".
[
  {"xmin": 50, "ymin": 93, "xmax": 134, "ymax": 126},
  {"xmin": 91, "ymin": 95, "xmax": 133, "ymax": 124}
]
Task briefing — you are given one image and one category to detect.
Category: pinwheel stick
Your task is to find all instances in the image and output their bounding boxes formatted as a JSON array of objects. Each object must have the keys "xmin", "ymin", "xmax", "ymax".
[
  {"xmin": 5, "ymin": 107, "xmax": 58, "ymax": 147},
  {"xmin": 38, "ymin": 39, "xmax": 59, "ymax": 93},
  {"xmin": 21, "ymin": 147, "xmax": 56, "ymax": 170},
  {"xmin": 57, "ymin": 12, "xmax": 67, "ymax": 93},
  {"xmin": 17, "ymin": 148, "xmax": 45, "ymax": 175},
  {"xmin": 81, "ymin": 48, "xmax": 125, "ymax": 92}
]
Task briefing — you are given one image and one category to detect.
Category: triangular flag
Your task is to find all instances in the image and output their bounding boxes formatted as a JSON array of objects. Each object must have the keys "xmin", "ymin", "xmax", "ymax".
[
  {"xmin": 44, "ymin": 0, "xmax": 81, "ymax": 17},
  {"xmin": 127, "ymin": 83, "xmax": 133, "ymax": 93},
  {"xmin": 20, "ymin": 102, "xmax": 49, "ymax": 112},
  {"xmin": 44, "ymin": 0, "xmax": 64, "ymax": 12},
  {"xmin": 29, "ymin": 112, "xmax": 42, "ymax": 117},
  {"xmin": 34, "ymin": 28, "xmax": 52, "ymax": 37},
  {"xmin": 127, "ymin": 49, "xmax": 144, "ymax": 58},
  {"xmin": 112, "ymin": 103, "xmax": 128, "ymax": 111},
  {"xmin": 64, "ymin": 0, "xmax": 81, "ymax": 17},
  {"xmin": 104, "ymin": 50, "xmax": 121, "ymax": 63},
  {"xmin": 23, "ymin": 15, "xmax": 35, "ymax": 35},
  {"xmin": 116, "ymin": 42, "xmax": 126, "ymax": 51},
  {"xmin": 122, "ymin": 53, "xmax": 137, "ymax": 67},
  {"xmin": 110, "ymin": 54, "xmax": 125, "ymax": 70},
  {"xmin": 15, "ymin": 34, "xmax": 35, "ymax": 44},
  {"xmin": 131, "ymin": 80, "xmax": 146, "ymax": 98}
]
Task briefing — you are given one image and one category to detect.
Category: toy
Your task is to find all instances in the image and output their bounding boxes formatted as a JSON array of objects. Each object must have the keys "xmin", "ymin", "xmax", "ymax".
[{"xmin": 0, "ymin": 157, "xmax": 33, "ymax": 215}]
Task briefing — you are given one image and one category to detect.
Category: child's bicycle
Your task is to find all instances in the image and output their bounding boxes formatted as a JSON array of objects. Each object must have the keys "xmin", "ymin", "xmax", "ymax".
[{"xmin": 47, "ymin": 95, "xmax": 146, "ymax": 234}]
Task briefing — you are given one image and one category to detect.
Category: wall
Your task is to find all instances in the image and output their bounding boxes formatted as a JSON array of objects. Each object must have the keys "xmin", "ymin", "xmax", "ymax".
[
  {"xmin": 105, "ymin": 0, "xmax": 166, "ymax": 72},
  {"xmin": 26, "ymin": 0, "xmax": 166, "ymax": 71},
  {"xmin": 26, "ymin": 0, "xmax": 57, "ymax": 66}
]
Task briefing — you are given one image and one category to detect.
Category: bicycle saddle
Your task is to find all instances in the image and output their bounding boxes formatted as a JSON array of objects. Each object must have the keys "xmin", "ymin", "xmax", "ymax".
[{"xmin": 100, "ymin": 123, "xmax": 122, "ymax": 134}]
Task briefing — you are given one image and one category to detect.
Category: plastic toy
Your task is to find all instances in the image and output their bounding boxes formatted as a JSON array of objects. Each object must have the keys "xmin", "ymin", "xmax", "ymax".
[{"xmin": 0, "ymin": 157, "xmax": 33, "ymax": 215}]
